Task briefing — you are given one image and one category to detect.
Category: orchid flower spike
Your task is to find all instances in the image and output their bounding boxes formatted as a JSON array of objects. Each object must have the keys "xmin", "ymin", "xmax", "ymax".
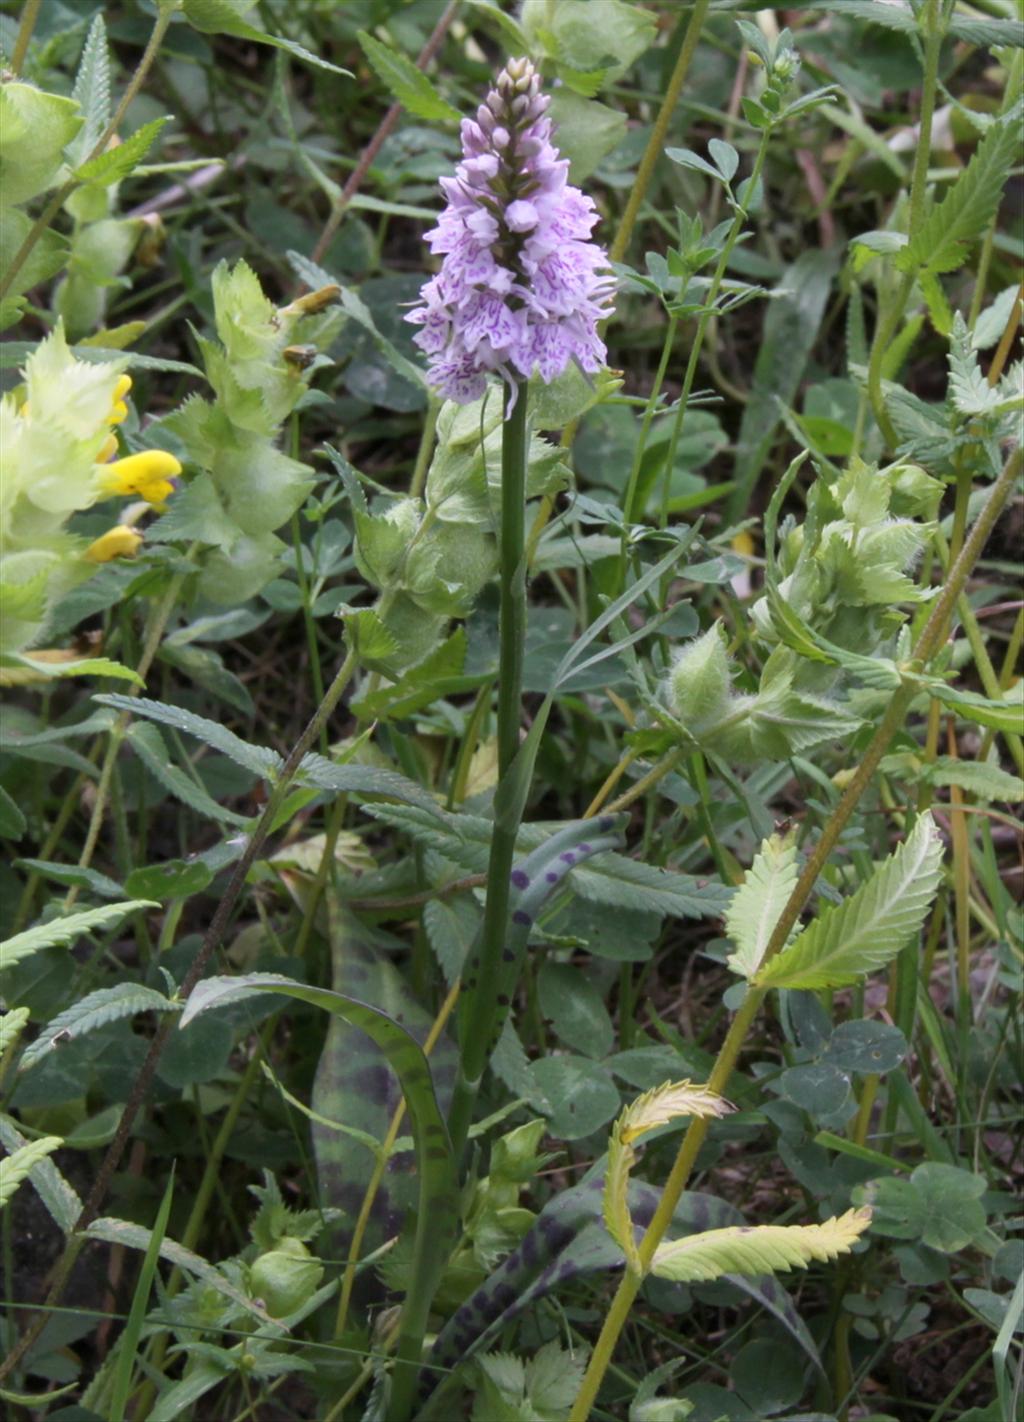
[{"xmin": 406, "ymin": 56, "xmax": 614, "ymax": 403}]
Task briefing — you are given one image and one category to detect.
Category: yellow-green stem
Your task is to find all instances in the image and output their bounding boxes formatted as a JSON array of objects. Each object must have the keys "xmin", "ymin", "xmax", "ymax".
[
  {"xmin": 568, "ymin": 446, "xmax": 1021, "ymax": 1419},
  {"xmin": 11, "ymin": 0, "xmax": 42, "ymax": 74},
  {"xmin": 608, "ymin": 0, "xmax": 711, "ymax": 265}
]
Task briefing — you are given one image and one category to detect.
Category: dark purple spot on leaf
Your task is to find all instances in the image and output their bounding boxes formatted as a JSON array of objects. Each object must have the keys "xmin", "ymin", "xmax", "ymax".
[{"xmin": 511, "ymin": 869, "xmax": 530, "ymax": 888}]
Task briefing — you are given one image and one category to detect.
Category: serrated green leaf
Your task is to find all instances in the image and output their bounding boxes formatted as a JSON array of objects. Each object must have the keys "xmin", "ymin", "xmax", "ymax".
[
  {"xmin": 183, "ymin": 0, "xmax": 352, "ymax": 74},
  {"xmin": 0, "ymin": 1136, "xmax": 64, "ymax": 1211},
  {"xmin": 947, "ymin": 16, "xmax": 1024, "ymax": 48},
  {"xmin": 932, "ymin": 681, "xmax": 1024, "ymax": 734},
  {"xmin": 98, "ymin": 691, "xmax": 438, "ymax": 810},
  {"xmin": 757, "ymin": 815, "xmax": 943, "ymax": 990},
  {"xmin": 357, "ymin": 30, "xmax": 460, "ymax": 122},
  {"xmin": 948, "ymin": 312, "xmax": 1002, "ymax": 415},
  {"xmin": 19, "ymin": 984, "xmax": 179, "ymax": 1071},
  {"xmin": 352, "ymin": 627, "xmax": 473, "ymax": 721},
  {"xmin": 650, "ymin": 1206, "xmax": 872, "ymax": 1282},
  {"xmin": 0, "ymin": 1115, "xmax": 81, "ymax": 1233},
  {"xmin": 69, "ymin": 12, "xmax": 110, "ymax": 162},
  {"xmin": 726, "ymin": 832, "xmax": 800, "ymax": 979},
  {"xmin": 0, "ymin": 1009, "xmax": 30, "ymax": 1057},
  {"xmin": 1, "ymin": 901, "xmax": 158, "ymax": 971},
  {"xmin": 3, "ymin": 653, "xmax": 143, "ymax": 686},
  {"xmin": 897, "ymin": 113, "xmax": 1023, "ymax": 276},
  {"xmin": 125, "ymin": 721, "xmax": 252, "ymax": 828},
  {"xmin": 926, "ymin": 756, "xmax": 1024, "ymax": 803},
  {"xmin": 0, "ymin": 785, "xmax": 26, "ymax": 840},
  {"xmin": 96, "ymin": 694, "xmax": 281, "ymax": 776},
  {"xmin": 74, "ymin": 116, "xmax": 168, "ymax": 187}
]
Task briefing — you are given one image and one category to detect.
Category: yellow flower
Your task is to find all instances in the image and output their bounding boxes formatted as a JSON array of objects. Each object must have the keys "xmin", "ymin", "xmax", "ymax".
[
  {"xmin": 85, "ymin": 524, "xmax": 144, "ymax": 562},
  {"xmin": 97, "ymin": 432, "xmax": 119, "ymax": 463},
  {"xmin": 99, "ymin": 449, "xmax": 181, "ymax": 506},
  {"xmin": 107, "ymin": 374, "xmax": 133, "ymax": 426}
]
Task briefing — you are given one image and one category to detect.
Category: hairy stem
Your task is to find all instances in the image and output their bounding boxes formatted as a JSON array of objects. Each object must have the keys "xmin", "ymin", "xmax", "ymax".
[
  {"xmin": 11, "ymin": 0, "xmax": 42, "ymax": 75},
  {"xmin": 567, "ymin": 445, "xmax": 1021, "ymax": 1419}
]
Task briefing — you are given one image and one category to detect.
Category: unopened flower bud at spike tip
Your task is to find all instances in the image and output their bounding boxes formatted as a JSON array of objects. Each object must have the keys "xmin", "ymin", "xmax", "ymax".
[{"xmin": 406, "ymin": 57, "xmax": 614, "ymax": 404}]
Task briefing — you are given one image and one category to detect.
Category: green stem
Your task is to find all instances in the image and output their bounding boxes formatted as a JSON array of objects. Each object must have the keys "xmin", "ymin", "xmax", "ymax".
[
  {"xmin": 11, "ymin": 0, "xmax": 42, "ymax": 75},
  {"xmin": 608, "ymin": 0, "xmax": 711, "ymax": 265},
  {"xmin": 617, "ymin": 314, "xmax": 678, "ymax": 587},
  {"xmin": 0, "ymin": 644, "xmax": 361, "ymax": 1388},
  {"xmin": 865, "ymin": 0, "xmax": 944, "ymax": 447},
  {"xmin": 447, "ymin": 380, "xmax": 529, "ymax": 1164},
  {"xmin": 0, "ymin": 0, "xmax": 177, "ymax": 304},
  {"xmin": 678, "ymin": 124, "xmax": 771, "ymax": 525},
  {"xmin": 133, "ymin": 1026, "xmax": 272, "ymax": 1420},
  {"xmin": 64, "ymin": 564, "xmax": 190, "ymax": 910},
  {"xmin": 567, "ymin": 445, "xmax": 1022, "ymax": 1420}
]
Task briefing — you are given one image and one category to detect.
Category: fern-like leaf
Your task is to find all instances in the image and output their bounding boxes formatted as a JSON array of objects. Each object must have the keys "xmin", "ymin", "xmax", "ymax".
[
  {"xmin": 897, "ymin": 112, "xmax": 1023, "ymax": 276},
  {"xmin": 1, "ymin": 901, "xmax": 157, "ymax": 971},
  {"xmin": 726, "ymin": 832, "xmax": 799, "ymax": 979},
  {"xmin": 756, "ymin": 814, "xmax": 943, "ymax": 990},
  {"xmin": 19, "ymin": 984, "xmax": 178, "ymax": 1072},
  {"xmin": 604, "ymin": 1080, "xmax": 732, "ymax": 1268},
  {"xmin": 0, "ymin": 1136, "xmax": 63, "ymax": 1211},
  {"xmin": 650, "ymin": 1207, "xmax": 872, "ymax": 1282}
]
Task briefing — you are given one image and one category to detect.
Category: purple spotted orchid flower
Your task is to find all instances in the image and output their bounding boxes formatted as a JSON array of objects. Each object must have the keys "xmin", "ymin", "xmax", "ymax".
[{"xmin": 406, "ymin": 57, "xmax": 614, "ymax": 404}]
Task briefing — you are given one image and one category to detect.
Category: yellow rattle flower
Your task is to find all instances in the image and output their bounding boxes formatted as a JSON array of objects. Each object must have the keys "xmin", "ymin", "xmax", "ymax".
[
  {"xmin": 85, "ymin": 524, "xmax": 144, "ymax": 562},
  {"xmin": 99, "ymin": 449, "xmax": 181, "ymax": 506}
]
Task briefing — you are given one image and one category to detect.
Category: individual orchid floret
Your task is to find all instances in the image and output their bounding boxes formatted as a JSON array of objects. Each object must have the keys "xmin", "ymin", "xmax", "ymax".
[{"xmin": 406, "ymin": 56, "xmax": 615, "ymax": 403}]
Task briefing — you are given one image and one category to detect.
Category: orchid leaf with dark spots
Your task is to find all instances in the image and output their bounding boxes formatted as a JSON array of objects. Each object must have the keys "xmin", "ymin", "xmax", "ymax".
[
  {"xmin": 417, "ymin": 1175, "xmax": 824, "ymax": 1412},
  {"xmin": 311, "ymin": 913, "xmax": 457, "ymax": 1262},
  {"xmin": 179, "ymin": 968, "xmax": 456, "ymax": 1389},
  {"xmin": 363, "ymin": 803, "xmax": 732, "ymax": 919}
]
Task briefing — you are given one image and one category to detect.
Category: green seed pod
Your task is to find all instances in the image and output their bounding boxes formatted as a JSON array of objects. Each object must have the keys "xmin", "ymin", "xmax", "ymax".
[
  {"xmin": 249, "ymin": 1236, "xmax": 323, "ymax": 1318},
  {"xmin": 668, "ymin": 624, "xmax": 733, "ymax": 732}
]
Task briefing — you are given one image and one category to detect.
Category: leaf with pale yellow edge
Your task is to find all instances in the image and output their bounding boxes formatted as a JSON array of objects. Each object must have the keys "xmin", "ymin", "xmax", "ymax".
[
  {"xmin": 726, "ymin": 830, "xmax": 799, "ymax": 979},
  {"xmin": 650, "ymin": 1206, "xmax": 872, "ymax": 1283},
  {"xmin": 604, "ymin": 1080, "xmax": 733, "ymax": 1271},
  {"xmin": 0, "ymin": 1136, "xmax": 63, "ymax": 1211}
]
